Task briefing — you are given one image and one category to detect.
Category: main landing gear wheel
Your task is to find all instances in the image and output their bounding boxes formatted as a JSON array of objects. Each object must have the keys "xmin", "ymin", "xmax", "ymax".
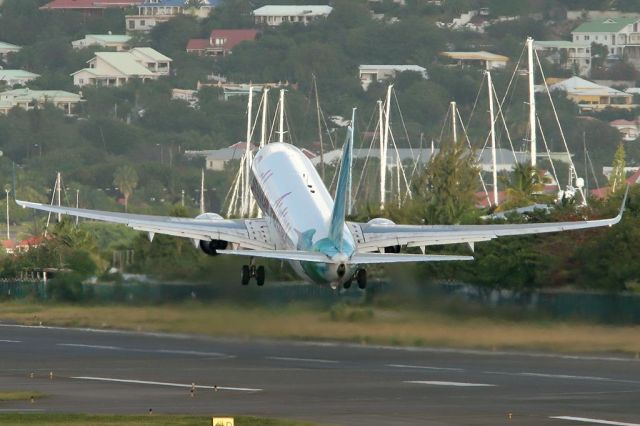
[
  {"xmin": 343, "ymin": 279, "xmax": 352, "ymax": 289},
  {"xmin": 256, "ymin": 265, "xmax": 265, "ymax": 286},
  {"xmin": 241, "ymin": 265, "xmax": 251, "ymax": 286},
  {"xmin": 356, "ymin": 269, "xmax": 367, "ymax": 290}
]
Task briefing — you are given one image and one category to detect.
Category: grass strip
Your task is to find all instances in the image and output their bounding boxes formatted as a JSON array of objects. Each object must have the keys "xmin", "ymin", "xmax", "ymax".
[
  {"xmin": 0, "ymin": 301, "xmax": 639, "ymax": 354},
  {"xmin": 0, "ymin": 414, "xmax": 320, "ymax": 426},
  {"xmin": 0, "ymin": 392, "xmax": 46, "ymax": 402}
]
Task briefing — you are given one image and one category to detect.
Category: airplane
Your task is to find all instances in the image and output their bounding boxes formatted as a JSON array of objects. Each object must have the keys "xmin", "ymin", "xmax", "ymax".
[{"xmin": 17, "ymin": 126, "xmax": 627, "ymax": 290}]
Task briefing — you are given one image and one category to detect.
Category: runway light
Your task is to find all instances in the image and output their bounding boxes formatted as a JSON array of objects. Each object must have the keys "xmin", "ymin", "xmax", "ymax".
[
  {"xmin": 30, "ymin": 396, "xmax": 34, "ymax": 404},
  {"xmin": 214, "ymin": 385, "xmax": 218, "ymax": 392},
  {"xmin": 148, "ymin": 408, "xmax": 153, "ymax": 416},
  {"xmin": 508, "ymin": 413, "xmax": 513, "ymax": 420},
  {"xmin": 49, "ymin": 371, "xmax": 53, "ymax": 380},
  {"xmin": 29, "ymin": 372, "xmax": 34, "ymax": 379}
]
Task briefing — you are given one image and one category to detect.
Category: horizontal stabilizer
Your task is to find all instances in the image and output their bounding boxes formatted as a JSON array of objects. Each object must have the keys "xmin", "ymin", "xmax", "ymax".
[
  {"xmin": 218, "ymin": 250, "xmax": 473, "ymax": 264},
  {"xmin": 349, "ymin": 253, "xmax": 474, "ymax": 264}
]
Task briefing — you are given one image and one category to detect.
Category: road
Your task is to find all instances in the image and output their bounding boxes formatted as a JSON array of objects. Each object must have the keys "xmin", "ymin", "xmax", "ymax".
[{"xmin": 1, "ymin": 322, "xmax": 639, "ymax": 425}]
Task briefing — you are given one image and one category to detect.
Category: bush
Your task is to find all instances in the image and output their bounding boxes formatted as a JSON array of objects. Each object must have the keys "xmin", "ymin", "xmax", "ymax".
[{"xmin": 48, "ymin": 272, "xmax": 84, "ymax": 302}]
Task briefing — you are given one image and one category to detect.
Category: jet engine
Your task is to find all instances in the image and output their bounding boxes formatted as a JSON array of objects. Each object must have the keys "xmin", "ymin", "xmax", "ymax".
[
  {"xmin": 367, "ymin": 218, "xmax": 401, "ymax": 254},
  {"xmin": 195, "ymin": 213, "xmax": 228, "ymax": 256}
]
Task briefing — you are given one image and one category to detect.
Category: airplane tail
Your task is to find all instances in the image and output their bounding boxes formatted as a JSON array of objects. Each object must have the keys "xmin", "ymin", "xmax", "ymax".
[{"xmin": 329, "ymin": 126, "xmax": 353, "ymax": 251}]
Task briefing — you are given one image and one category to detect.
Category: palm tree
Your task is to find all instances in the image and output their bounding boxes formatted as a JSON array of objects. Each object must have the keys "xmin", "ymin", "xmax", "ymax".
[
  {"xmin": 497, "ymin": 162, "xmax": 551, "ymax": 211},
  {"xmin": 113, "ymin": 165, "xmax": 138, "ymax": 212}
]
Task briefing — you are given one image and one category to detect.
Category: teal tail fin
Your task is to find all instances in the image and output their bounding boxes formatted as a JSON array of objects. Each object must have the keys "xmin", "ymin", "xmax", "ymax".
[{"xmin": 329, "ymin": 126, "xmax": 353, "ymax": 251}]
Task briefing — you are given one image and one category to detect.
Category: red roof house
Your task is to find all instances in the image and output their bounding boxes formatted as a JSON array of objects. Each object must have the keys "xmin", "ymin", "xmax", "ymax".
[{"xmin": 186, "ymin": 29, "xmax": 259, "ymax": 56}]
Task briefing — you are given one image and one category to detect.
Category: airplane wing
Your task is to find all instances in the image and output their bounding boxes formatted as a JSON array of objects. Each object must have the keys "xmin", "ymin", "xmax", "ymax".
[
  {"xmin": 350, "ymin": 187, "xmax": 628, "ymax": 253},
  {"xmin": 15, "ymin": 200, "xmax": 274, "ymax": 251}
]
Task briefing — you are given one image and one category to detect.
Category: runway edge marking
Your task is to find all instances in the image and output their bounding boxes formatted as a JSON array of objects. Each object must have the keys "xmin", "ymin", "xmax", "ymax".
[
  {"xmin": 71, "ymin": 376, "xmax": 263, "ymax": 392},
  {"xmin": 387, "ymin": 364, "xmax": 463, "ymax": 371},
  {"xmin": 549, "ymin": 416, "xmax": 640, "ymax": 426},
  {"xmin": 404, "ymin": 380, "xmax": 495, "ymax": 387}
]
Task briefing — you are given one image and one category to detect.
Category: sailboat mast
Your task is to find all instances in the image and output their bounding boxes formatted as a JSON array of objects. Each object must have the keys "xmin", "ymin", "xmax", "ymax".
[
  {"xmin": 378, "ymin": 99, "xmax": 385, "ymax": 211},
  {"xmin": 313, "ymin": 75, "xmax": 325, "ymax": 181},
  {"xmin": 451, "ymin": 101, "xmax": 457, "ymax": 142},
  {"xmin": 243, "ymin": 85, "xmax": 254, "ymax": 216},
  {"xmin": 260, "ymin": 88, "xmax": 269, "ymax": 148},
  {"xmin": 380, "ymin": 84, "xmax": 392, "ymax": 211},
  {"xmin": 527, "ymin": 37, "xmax": 537, "ymax": 167},
  {"xmin": 199, "ymin": 168, "xmax": 205, "ymax": 215},
  {"xmin": 487, "ymin": 71, "xmax": 499, "ymax": 207},
  {"xmin": 278, "ymin": 89, "xmax": 285, "ymax": 143}
]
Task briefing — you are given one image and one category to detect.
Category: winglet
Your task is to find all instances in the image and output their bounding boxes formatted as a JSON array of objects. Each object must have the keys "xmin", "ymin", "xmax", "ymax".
[
  {"xmin": 329, "ymin": 126, "xmax": 353, "ymax": 251},
  {"xmin": 619, "ymin": 184, "xmax": 630, "ymax": 219}
]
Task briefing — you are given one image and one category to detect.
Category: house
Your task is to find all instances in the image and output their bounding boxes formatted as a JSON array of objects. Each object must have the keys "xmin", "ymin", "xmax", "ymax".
[
  {"xmin": 186, "ymin": 142, "xmax": 256, "ymax": 171},
  {"xmin": 0, "ymin": 41, "xmax": 21, "ymax": 62},
  {"xmin": 534, "ymin": 41, "xmax": 591, "ymax": 76},
  {"xmin": 171, "ymin": 88, "xmax": 198, "ymax": 107},
  {"xmin": 358, "ymin": 65, "xmax": 428, "ymax": 90},
  {"xmin": 253, "ymin": 5, "xmax": 333, "ymax": 26},
  {"xmin": 547, "ymin": 76, "xmax": 635, "ymax": 112},
  {"xmin": 40, "ymin": 0, "xmax": 142, "ymax": 15},
  {"xmin": 72, "ymin": 34, "xmax": 131, "ymax": 51},
  {"xmin": 610, "ymin": 118, "xmax": 640, "ymax": 141},
  {"xmin": 2, "ymin": 236, "xmax": 43, "ymax": 255},
  {"xmin": 591, "ymin": 168, "xmax": 640, "ymax": 199},
  {"xmin": 571, "ymin": 17, "xmax": 640, "ymax": 66},
  {"xmin": 186, "ymin": 29, "xmax": 259, "ymax": 56},
  {"xmin": 0, "ymin": 88, "xmax": 83, "ymax": 115},
  {"xmin": 0, "ymin": 70, "xmax": 40, "ymax": 87},
  {"xmin": 72, "ymin": 48, "xmax": 171, "ymax": 87},
  {"xmin": 439, "ymin": 51, "xmax": 509, "ymax": 70},
  {"xmin": 126, "ymin": 0, "xmax": 219, "ymax": 32}
]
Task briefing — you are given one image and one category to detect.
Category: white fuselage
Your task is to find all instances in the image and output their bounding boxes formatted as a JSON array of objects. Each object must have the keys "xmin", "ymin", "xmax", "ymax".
[{"xmin": 250, "ymin": 143, "xmax": 356, "ymax": 287}]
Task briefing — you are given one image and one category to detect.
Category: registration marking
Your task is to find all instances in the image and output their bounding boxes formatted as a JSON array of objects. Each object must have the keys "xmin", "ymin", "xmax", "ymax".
[{"xmin": 71, "ymin": 376, "xmax": 262, "ymax": 392}]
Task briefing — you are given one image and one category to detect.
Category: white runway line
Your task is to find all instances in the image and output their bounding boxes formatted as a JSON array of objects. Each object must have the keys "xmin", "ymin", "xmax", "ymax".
[
  {"xmin": 71, "ymin": 376, "xmax": 263, "ymax": 392},
  {"xmin": 266, "ymin": 356, "xmax": 339, "ymax": 364},
  {"xmin": 550, "ymin": 416, "xmax": 640, "ymax": 425},
  {"xmin": 0, "ymin": 339, "xmax": 21, "ymax": 343},
  {"xmin": 57, "ymin": 343, "xmax": 229, "ymax": 358},
  {"xmin": 387, "ymin": 363, "xmax": 463, "ymax": 372},
  {"xmin": 404, "ymin": 380, "xmax": 495, "ymax": 387},
  {"xmin": 485, "ymin": 371, "xmax": 640, "ymax": 385}
]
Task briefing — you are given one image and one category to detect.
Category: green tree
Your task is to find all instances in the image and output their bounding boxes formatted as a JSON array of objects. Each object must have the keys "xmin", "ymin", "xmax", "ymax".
[
  {"xmin": 416, "ymin": 140, "xmax": 479, "ymax": 224},
  {"xmin": 113, "ymin": 165, "xmax": 138, "ymax": 212},
  {"xmin": 498, "ymin": 162, "xmax": 552, "ymax": 211},
  {"xmin": 609, "ymin": 143, "xmax": 625, "ymax": 194}
]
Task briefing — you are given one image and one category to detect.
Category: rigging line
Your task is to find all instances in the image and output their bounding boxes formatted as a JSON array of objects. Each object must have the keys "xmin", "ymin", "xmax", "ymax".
[
  {"xmin": 388, "ymin": 128, "xmax": 413, "ymax": 202},
  {"xmin": 283, "ymin": 98, "xmax": 296, "ymax": 145},
  {"xmin": 465, "ymin": 72, "xmax": 486, "ymax": 131},
  {"xmin": 223, "ymin": 156, "xmax": 243, "ymax": 216},
  {"xmin": 491, "ymin": 82, "xmax": 519, "ymax": 163},
  {"xmin": 536, "ymin": 115, "xmax": 561, "ymax": 191},
  {"xmin": 456, "ymin": 107, "xmax": 491, "ymax": 204},
  {"xmin": 353, "ymin": 120, "xmax": 379, "ymax": 203},
  {"xmin": 534, "ymin": 49, "xmax": 586, "ymax": 204},
  {"xmin": 392, "ymin": 89, "xmax": 415, "ymax": 162},
  {"xmin": 586, "ymin": 149, "xmax": 601, "ymax": 190},
  {"xmin": 267, "ymin": 98, "xmax": 279, "ymax": 144},
  {"xmin": 437, "ymin": 104, "xmax": 451, "ymax": 148}
]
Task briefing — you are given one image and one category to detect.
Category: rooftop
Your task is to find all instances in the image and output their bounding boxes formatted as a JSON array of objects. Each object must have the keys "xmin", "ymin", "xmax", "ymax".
[
  {"xmin": 210, "ymin": 29, "xmax": 259, "ymax": 48},
  {"xmin": 534, "ymin": 40, "xmax": 590, "ymax": 49},
  {"xmin": 0, "ymin": 41, "xmax": 21, "ymax": 50},
  {"xmin": 572, "ymin": 17, "xmax": 639, "ymax": 33},
  {"xmin": 92, "ymin": 52, "xmax": 156, "ymax": 75},
  {"xmin": 550, "ymin": 76, "xmax": 628, "ymax": 97},
  {"xmin": 0, "ymin": 88, "xmax": 82, "ymax": 101},
  {"xmin": 85, "ymin": 34, "xmax": 131, "ymax": 43},
  {"xmin": 440, "ymin": 51, "xmax": 509, "ymax": 61},
  {"xmin": 0, "ymin": 69, "xmax": 40, "ymax": 79},
  {"xmin": 186, "ymin": 39, "xmax": 210, "ymax": 50},
  {"xmin": 253, "ymin": 5, "xmax": 333, "ymax": 16},
  {"xmin": 130, "ymin": 47, "xmax": 172, "ymax": 62},
  {"xmin": 40, "ymin": 0, "xmax": 142, "ymax": 10},
  {"xmin": 140, "ymin": 0, "xmax": 220, "ymax": 6},
  {"xmin": 359, "ymin": 64, "xmax": 427, "ymax": 72}
]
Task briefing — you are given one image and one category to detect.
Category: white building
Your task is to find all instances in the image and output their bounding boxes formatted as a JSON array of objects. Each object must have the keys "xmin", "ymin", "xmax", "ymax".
[
  {"xmin": 126, "ymin": 0, "xmax": 217, "ymax": 33},
  {"xmin": 0, "ymin": 88, "xmax": 83, "ymax": 115},
  {"xmin": 534, "ymin": 41, "xmax": 591, "ymax": 76},
  {"xmin": 609, "ymin": 118, "xmax": 640, "ymax": 141},
  {"xmin": 572, "ymin": 17, "xmax": 640, "ymax": 65},
  {"xmin": 253, "ymin": 5, "xmax": 333, "ymax": 26},
  {"xmin": 72, "ymin": 48, "xmax": 171, "ymax": 87},
  {"xmin": 439, "ymin": 51, "xmax": 509, "ymax": 70},
  {"xmin": 358, "ymin": 64, "xmax": 428, "ymax": 90},
  {"xmin": 0, "ymin": 41, "xmax": 21, "ymax": 62},
  {"xmin": 0, "ymin": 70, "xmax": 40, "ymax": 87},
  {"xmin": 72, "ymin": 34, "xmax": 131, "ymax": 51},
  {"xmin": 546, "ymin": 76, "xmax": 635, "ymax": 112}
]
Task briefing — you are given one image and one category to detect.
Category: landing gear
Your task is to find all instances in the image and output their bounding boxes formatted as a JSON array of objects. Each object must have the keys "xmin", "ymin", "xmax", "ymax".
[
  {"xmin": 356, "ymin": 269, "xmax": 367, "ymax": 290},
  {"xmin": 343, "ymin": 279, "xmax": 352, "ymax": 289},
  {"xmin": 256, "ymin": 265, "xmax": 265, "ymax": 287},
  {"xmin": 241, "ymin": 265, "xmax": 251, "ymax": 286},
  {"xmin": 241, "ymin": 259, "xmax": 266, "ymax": 286}
]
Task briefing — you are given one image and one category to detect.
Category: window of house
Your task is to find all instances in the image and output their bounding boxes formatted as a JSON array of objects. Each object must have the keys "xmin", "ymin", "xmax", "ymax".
[
  {"xmin": 79, "ymin": 78, "xmax": 84, "ymax": 85},
  {"xmin": 585, "ymin": 35, "xmax": 590, "ymax": 41},
  {"xmin": 128, "ymin": 20, "xmax": 134, "ymax": 29},
  {"xmin": 140, "ymin": 20, "xmax": 145, "ymax": 27}
]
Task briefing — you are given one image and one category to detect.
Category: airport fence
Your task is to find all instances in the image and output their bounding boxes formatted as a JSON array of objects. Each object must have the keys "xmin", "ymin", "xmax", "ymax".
[{"xmin": 2, "ymin": 279, "xmax": 640, "ymax": 324}]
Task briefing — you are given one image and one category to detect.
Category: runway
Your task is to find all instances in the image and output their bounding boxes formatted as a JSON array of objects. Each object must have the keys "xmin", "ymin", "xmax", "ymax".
[{"xmin": 1, "ymin": 322, "xmax": 639, "ymax": 425}]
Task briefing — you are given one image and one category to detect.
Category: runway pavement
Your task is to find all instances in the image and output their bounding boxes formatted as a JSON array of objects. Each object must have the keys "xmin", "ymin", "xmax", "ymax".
[{"xmin": 1, "ymin": 322, "xmax": 640, "ymax": 425}]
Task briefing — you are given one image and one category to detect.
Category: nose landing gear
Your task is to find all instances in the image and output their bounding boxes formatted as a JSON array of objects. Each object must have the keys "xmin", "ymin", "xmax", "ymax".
[{"xmin": 241, "ymin": 258, "xmax": 266, "ymax": 286}]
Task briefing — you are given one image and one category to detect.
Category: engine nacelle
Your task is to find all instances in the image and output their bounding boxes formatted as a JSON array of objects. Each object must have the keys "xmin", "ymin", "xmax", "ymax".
[
  {"xmin": 195, "ymin": 213, "xmax": 227, "ymax": 256},
  {"xmin": 199, "ymin": 239, "xmax": 229, "ymax": 256}
]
